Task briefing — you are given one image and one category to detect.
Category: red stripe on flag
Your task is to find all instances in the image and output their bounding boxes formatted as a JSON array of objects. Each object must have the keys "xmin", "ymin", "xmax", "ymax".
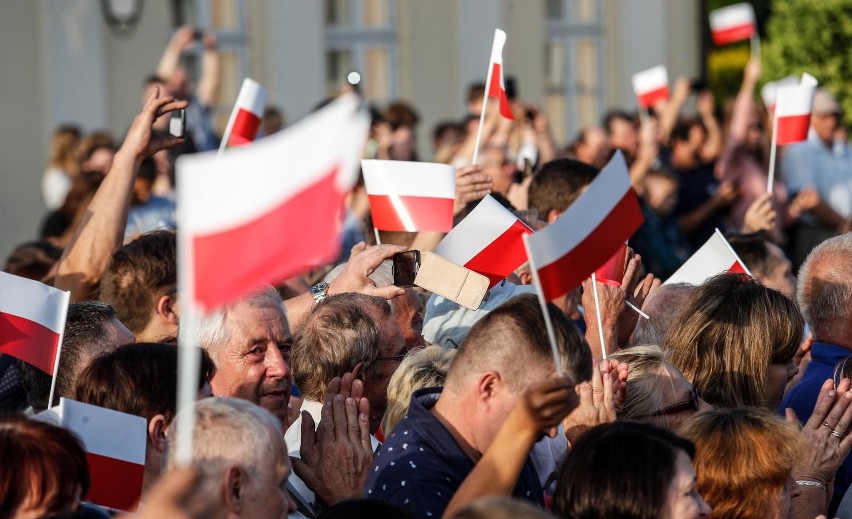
[
  {"xmin": 193, "ymin": 167, "xmax": 343, "ymax": 311},
  {"xmin": 711, "ymin": 24, "xmax": 755, "ymax": 45},
  {"xmin": 0, "ymin": 312, "xmax": 59, "ymax": 374},
  {"xmin": 595, "ymin": 242, "xmax": 628, "ymax": 287},
  {"xmin": 368, "ymin": 194, "xmax": 455, "ymax": 232},
  {"xmin": 776, "ymin": 114, "xmax": 812, "ymax": 145},
  {"xmin": 228, "ymin": 108, "xmax": 262, "ymax": 147},
  {"xmin": 464, "ymin": 219, "xmax": 532, "ymax": 287},
  {"xmin": 488, "ymin": 63, "xmax": 515, "ymax": 120},
  {"xmin": 637, "ymin": 86, "xmax": 669, "ymax": 108},
  {"xmin": 728, "ymin": 260, "xmax": 747, "ymax": 274},
  {"xmin": 538, "ymin": 190, "xmax": 643, "ymax": 300},
  {"xmin": 84, "ymin": 452, "xmax": 144, "ymax": 512}
]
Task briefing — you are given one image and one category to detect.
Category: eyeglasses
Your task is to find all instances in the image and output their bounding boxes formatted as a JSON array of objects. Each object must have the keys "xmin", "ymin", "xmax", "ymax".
[
  {"xmin": 376, "ymin": 349, "xmax": 409, "ymax": 363},
  {"xmin": 645, "ymin": 387, "xmax": 701, "ymax": 417}
]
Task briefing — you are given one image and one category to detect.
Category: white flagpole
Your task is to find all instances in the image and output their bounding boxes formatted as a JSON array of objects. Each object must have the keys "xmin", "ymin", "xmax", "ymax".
[
  {"xmin": 766, "ymin": 114, "xmax": 779, "ymax": 193},
  {"xmin": 590, "ymin": 272, "xmax": 608, "ymax": 359},
  {"xmin": 373, "ymin": 227, "xmax": 382, "ymax": 245},
  {"xmin": 47, "ymin": 290, "xmax": 71, "ymax": 408},
  {"xmin": 626, "ymin": 300, "xmax": 650, "ymax": 319},
  {"xmin": 715, "ymin": 227, "xmax": 754, "ymax": 277},
  {"xmin": 522, "ymin": 235, "xmax": 565, "ymax": 376},
  {"xmin": 217, "ymin": 105, "xmax": 239, "ymax": 158},
  {"xmin": 471, "ymin": 37, "xmax": 497, "ymax": 166}
]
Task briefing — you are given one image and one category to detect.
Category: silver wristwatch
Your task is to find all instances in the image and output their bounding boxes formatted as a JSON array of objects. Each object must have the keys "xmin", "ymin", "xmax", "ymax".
[{"xmin": 310, "ymin": 282, "xmax": 330, "ymax": 304}]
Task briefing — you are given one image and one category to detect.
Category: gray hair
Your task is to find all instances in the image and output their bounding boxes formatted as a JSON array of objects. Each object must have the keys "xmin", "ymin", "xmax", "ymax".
[
  {"xmin": 797, "ymin": 233, "xmax": 852, "ymax": 341},
  {"xmin": 184, "ymin": 285, "xmax": 284, "ymax": 366},
  {"xmin": 609, "ymin": 345, "xmax": 668, "ymax": 422},
  {"xmin": 164, "ymin": 397, "xmax": 284, "ymax": 493},
  {"xmin": 629, "ymin": 283, "xmax": 695, "ymax": 348}
]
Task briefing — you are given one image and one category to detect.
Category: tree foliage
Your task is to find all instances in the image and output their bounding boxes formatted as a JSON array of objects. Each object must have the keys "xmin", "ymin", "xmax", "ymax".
[{"xmin": 763, "ymin": 0, "xmax": 852, "ymax": 126}]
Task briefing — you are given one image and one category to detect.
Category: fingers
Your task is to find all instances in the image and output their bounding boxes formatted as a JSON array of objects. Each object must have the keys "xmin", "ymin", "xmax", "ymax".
[
  {"xmin": 350, "ymin": 377, "xmax": 364, "ymax": 401},
  {"xmin": 339, "ymin": 373, "xmax": 353, "ymax": 399},
  {"xmin": 318, "ymin": 399, "xmax": 335, "ymax": 442},
  {"xmin": 807, "ymin": 379, "xmax": 837, "ymax": 430},
  {"xmin": 368, "ymin": 284, "xmax": 406, "ymax": 300},
  {"xmin": 300, "ymin": 410, "xmax": 318, "ymax": 458},
  {"xmin": 620, "ymin": 256, "xmax": 641, "ymax": 291},
  {"xmin": 358, "ymin": 398, "xmax": 372, "ymax": 452},
  {"xmin": 332, "ymin": 394, "xmax": 347, "ymax": 443},
  {"xmin": 327, "ymin": 376, "xmax": 342, "ymax": 397},
  {"xmin": 785, "ymin": 408, "xmax": 799, "ymax": 426},
  {"xmin": 345, "ymin": 397, "xmax": 362, "ymax": 445}
]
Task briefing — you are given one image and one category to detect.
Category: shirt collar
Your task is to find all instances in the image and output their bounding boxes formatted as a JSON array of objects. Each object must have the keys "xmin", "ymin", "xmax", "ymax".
[{"xmin": 810, "ymin": 341, "xmax": 851, "ymax": 364}]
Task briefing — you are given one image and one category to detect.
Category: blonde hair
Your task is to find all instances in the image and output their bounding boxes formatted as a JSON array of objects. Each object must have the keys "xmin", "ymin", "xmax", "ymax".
[
  {"xmin": 48, "ymin": 126, "xmax": 81, "ymax": 175},
  {"xmin": 667, "ymin": 274, "xmax": 802, "ymax": 408},
  {"xmin": 679, "ymin": 407, "xmax": 803, "ymax": 519},
  {"xmin": 609, "ymin": 345, "xmax": 668, "ymax": 422},
  {"xmin": 381, "ymin": 345, "xmax": 456, "ymax": 435}
]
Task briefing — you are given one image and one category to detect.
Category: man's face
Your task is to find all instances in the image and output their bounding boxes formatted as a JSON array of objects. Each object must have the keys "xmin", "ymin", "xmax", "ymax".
[
  {"xmin": 609, "ymin": 119, "xmax": 638, "ymax": 158},
  {"xmin": 241, "ymin": 425, "xmax": 297, "ymax": 518},
  {"xmin": 577, "ymin": 127, "xmax": 610, "ymax": 168},
  {"xmin": 758, "ymin": 243, "xmax": 797, "ymax": 300},
  {"xmin": 209, "ymin": 302, "xmax": 293, "ymax": 425},
  {"xmin": 394, "ymin": 288, "xmax": 424, "ymax": 350},
  {"xmin": 644, "ymin": 176, "xmax": 679, "ymax": 216},
  {"xmin": 482, "ymin": 148, "xmax": 516, "ymax": 196},
  {"xmin": 812, "ymin": 113, "xmax": 839, "ymax": 143},
  {"xmin": 362, "ymin": 311, "xmax": 407, "ymax": 434}
]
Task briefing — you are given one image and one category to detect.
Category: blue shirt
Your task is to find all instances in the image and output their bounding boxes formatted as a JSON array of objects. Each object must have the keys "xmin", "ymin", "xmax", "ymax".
[
  {"xmin": 363, "ymin": 387, "xmax": 544, "ymax": 519},
  {"xmin": 783, "ymin": 137, "xmax": 852, "ymax": 220},
  {"xmin": 780, "ymin": 341, "xmax": 852, "ymax": 513}
]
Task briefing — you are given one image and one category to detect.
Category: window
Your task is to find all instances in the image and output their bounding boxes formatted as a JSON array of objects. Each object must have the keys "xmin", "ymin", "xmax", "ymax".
[
  {"xmin": 544, "ymin": 0, "xmax": 604, "ymax": 144},
  {"xmin": 325, "ymin": 0, "xmax": 398, "ymax": 103}
]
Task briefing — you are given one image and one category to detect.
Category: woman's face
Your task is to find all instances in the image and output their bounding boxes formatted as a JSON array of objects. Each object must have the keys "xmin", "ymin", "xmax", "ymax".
[
  {"xmin": 659, "ymin": 450, "xmax": 711, "ymax": 519},
  {"xmin": 766, "ymin": 358, "xmax": 798, "ymax": 409}
]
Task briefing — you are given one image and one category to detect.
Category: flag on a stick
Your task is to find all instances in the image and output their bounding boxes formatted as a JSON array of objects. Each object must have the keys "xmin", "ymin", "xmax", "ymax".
[
  {"xmin": 632, "ymin": 66, "xmax": 669, "ymax": 108},
  {"xmin": 523, "ymin": 151, "xmax": 643, "ymax": 301},
  {"xmin": 663, "ymin": 229, "xmax": 751, "ymax": 286},
  {"xmin": 361, "ymin": 160, "xmax": 456, "ymax": 232},
  {"xmin": 486, "ymin": 29, "xmax": 514, "ymax": 120},
  {"xmin": 595, "ymin": 241, "xmax": 628, "ymax": 287},
  {"xmin": 434, "ymin": 195, "xmax": 533, "ymax": 287},
  {"xmin": 709, "ymin": 3, "xmax": 757, "ymax": 45},
  {"xmin": 761, "ymin": 75, "xmax": 799, "ymax": 113},
  {"xmin": 39, "ymin": 398, "xmax": 147, "ymax": 512},
  {"xmin": 178, "ymin": 94, "xmax": 369, "ymax": 311},
  {"xmin": 0, "ymin": 271, "xmax": 69, "ymax": 374},
  {"xmin": 220, "ymin": 78, "xmax": 267, "ymax": 151},
  {"xmin": 774, "ymin": 73, "xmax": 818, "ymax": 145}
]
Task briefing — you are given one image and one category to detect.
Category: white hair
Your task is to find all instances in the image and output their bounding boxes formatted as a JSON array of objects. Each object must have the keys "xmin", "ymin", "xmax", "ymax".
[
  {"xmin": 797, "ymin": 233, "xmax": 852, "ymax": 339},
  {"xmin": 181, "ymin": 285, "xmax": 285, "ymax": 366}
]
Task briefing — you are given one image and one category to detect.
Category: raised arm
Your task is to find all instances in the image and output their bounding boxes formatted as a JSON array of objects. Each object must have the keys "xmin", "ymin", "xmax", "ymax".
[
  {"xmin": 54, "ymin": 88, "xmax": 186, "ymax": 300},
  {"xmin": 696, "ymin": 90, "xmax": 722, "ymax": 163},
  {"xmin": 196, "ymin": 32, "xmax": 221, "ymax": 107},
  {"xmin": 729, "ymin": 58, "xmax": 761, "ymax": 143},
  {"xmin": 658, "ymin": 78, "xmax": 691, "ymax": 146},
  {"xmin": 156, "ymin": 26, "xmax": 194, "ymax": 83}
]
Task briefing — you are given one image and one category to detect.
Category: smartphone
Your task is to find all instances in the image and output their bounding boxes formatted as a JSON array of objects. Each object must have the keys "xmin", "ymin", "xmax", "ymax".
[
  {"xmin": 690, "ymin": 78, "xmax": 708, "ymax": 92},
  {"xmin": 392, "ymin": 250, "xmax": 421, "ymax": 288},
  {"xmin": 169, "ymin": 109, "xmax": 186, "ymax": 138},
  {"xmin": 192, "ymin": 29, "xmax": 204, "ymax": 41}
]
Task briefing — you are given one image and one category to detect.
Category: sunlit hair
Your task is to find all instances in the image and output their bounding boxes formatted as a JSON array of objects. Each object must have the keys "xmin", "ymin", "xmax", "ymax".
[
  {"xmin": 48, "ymin": 125, "xmax": 81, "ymax": 175},
  {"xmin": 679, "ymin": 407, "xmax": 802, "ymax": 519},
  {"xmin": 381, "ymin": 345, "xmax": 456, "ymax": 435},
  {"xmin": 610, "ymin": 345, "xmax": 669, "ymax": 422},
  {"xmin": 667, "ymin": 274, "xmax": 802, "ymax": 408},
  {"xmin": 797, "ymin": 233, "xmax": 852, "ymax": 342},
  {"xmin": 0, "ymin": 415, "xmax": 89, "ymax": 518},
  {"xmin": 554, "ymin": 421, "xmax": 695, "ymax": 519}
]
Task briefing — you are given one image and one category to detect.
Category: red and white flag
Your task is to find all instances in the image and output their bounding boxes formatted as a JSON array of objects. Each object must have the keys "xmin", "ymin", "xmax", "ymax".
[
  {"xmin": 523, "ymin": 151, "xmax": 643, "ymax": 301},
  {"xmin": 178, "ymin": 94, "xmax": 369, "ymax": 311},
  {"xmin": 595, "ymin": 241, "xmax": 628, "ymax": 286},
  {"xmin": 485, "ymin": 29, "xmax": 515, "ymax": 120},
  {"xmin": 221, "ymin": 78, "xmax": 267, "ymax": 150},
  {"xmin": 774, "ymin": 73, "xmax": 818, "ymax": 145},
  {"xmin": 761, "ymin": 75, "xmax": 799, "ymax": 113},
  {"xmin": 0, "ymin": 271, "xmax": 69, "ymax": 374},
  {"xmin": 434, "ymin": 195, "xmax": 532, "ymax": 287},
  {"xmin": 362, "ymin": 160, "xmax": 456, "ymax": 232},
  {"xmin": 40, "ymin": 398, "xmax": 147, "ymax": 512},
  {"xmin": 664, "ymin": 229, "xmax": 751, "ymax": 286},
  {"xmin": 709, "ymin": 3, "xmax": 757, "ymax": 45},
  {"xmin": 632, "ymin": 66, "xmax": 669, "ymax": 108}
]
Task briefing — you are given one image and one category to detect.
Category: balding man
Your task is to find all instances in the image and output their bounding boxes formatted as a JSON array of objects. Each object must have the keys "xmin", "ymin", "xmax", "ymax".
[
  {"xmin": 629, "ymin": 283, "xmax": 695, "ymax": 347},
  {"xmin": 194, "ymin": 287, "xmax": 292, "ymax": 426},
  {"xmin": 364, "ymin": 294, "xmax": 592, "ymax": 518},
  {"xmin": 781, "ymin": 233, "xmax": 852, "ymax": 510},
  {"xmin": 164, "ymin": 397, "xmax": 297, "ymax": 518}
]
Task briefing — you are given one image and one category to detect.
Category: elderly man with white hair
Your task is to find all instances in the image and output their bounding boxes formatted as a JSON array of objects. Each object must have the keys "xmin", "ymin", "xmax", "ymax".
[{"xmin": 164, "ymin": 397, "xmax": 298, "ymax": 518}]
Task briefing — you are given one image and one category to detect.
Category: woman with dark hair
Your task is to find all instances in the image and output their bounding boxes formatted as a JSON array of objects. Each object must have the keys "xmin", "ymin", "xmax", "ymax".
[
  {"xmin": 667, "ymin": 273, "xmax": 803, "ymax": 409},
  {"xmin": 553, "ymin": 421, "xmax": 711, "ymax": 519},
  {"xmin": 0, "ymin": 415, "xmax": 89, "ymax": 519}
]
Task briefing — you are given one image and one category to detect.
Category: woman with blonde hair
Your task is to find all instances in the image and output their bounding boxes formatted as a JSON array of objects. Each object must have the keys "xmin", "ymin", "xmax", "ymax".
[
  {"xmin": 42, "ymin": 125, "xmax": 81, "ymax": 210},
  {"xmin": 381, "ymin": 345, "xmax": 455, "ymax": 436},
  {"xmin": 610, "ymin": 345, "xmax": 711, "ymax": 430},
  {"xmin": 667, "ymin": 273, "xmax": 802, "ymax": 409}
]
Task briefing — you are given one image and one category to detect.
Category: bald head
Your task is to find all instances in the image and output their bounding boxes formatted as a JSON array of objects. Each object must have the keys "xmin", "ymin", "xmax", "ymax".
[
  {"xmin": 797, "ymin": 234, "xmax": 852, "ymax": 346},
  {"xmin": 630, "ymin": 284, "xmax": 696, "ymax": 348}
]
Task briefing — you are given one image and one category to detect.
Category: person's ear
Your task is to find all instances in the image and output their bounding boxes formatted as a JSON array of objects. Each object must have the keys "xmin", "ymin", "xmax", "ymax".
[
  {"xmin": 223, "ymin": 466, "xmax": 244, "ymax": 514},
  {"xmin": 352, "ymin": 361, "xmax": 365, "ymax": 382},
  {"xmin": 519, "ymin": 270, "xmax": 534, "ymax": 285},
  {"xmin": 476, "ymin": 372, "xmax": 501, "ymax": 406},
  {"xmin": 147, "ymin": 414, "xmax": 168, "ymax": 453},
  {"xmin": 156, "ymin": 292, "xmax": 179, "ymax": 325},
  {"xmin": 547, "ymin": 209, "xmax": 560, "ymax": 224}
]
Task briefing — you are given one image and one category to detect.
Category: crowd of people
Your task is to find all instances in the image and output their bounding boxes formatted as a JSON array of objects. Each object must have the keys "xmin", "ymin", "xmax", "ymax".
[{"xmin": 2, "ymin": 21, "xmax": 852, "ymax": 519}]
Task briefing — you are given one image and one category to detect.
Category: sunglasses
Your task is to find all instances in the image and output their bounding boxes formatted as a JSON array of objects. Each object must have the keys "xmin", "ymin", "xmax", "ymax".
[{"xmin": 645, "ymin": 387, "xmax": 701, "ymax": 417}]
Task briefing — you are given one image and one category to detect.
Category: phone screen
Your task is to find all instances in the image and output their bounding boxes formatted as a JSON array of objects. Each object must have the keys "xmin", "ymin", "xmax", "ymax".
[{"xmin": 392, "ymin": 250, "xmax": 420, "ymax": 287}]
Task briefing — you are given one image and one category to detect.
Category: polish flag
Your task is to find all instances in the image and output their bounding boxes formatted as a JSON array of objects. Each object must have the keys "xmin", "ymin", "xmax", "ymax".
[
  {"xmin": 362, "ymin": 160, "xmax": 456, "ymax": 232},
  {"xmin": 40, "ymin": 398, "xmax": 147, "ymax": 512},
  {"xmin": 221, "ymin": 78, "xmax": 267, "ymax": 149},
  {"xmin": 774, "ymin": 73, "xmax": 818, "ymax": 145},
  {"xmin": 486, "ymin": 29, "xmax": 515, "ymax": 120},
  {"xmin": 709, "ymin": 3, "xmax": 757, "ymax": 45},
  {"xmin": 434, "ymin": 195, "xmax": 533, "ymax": 287},
  {"xmin": 664, "ymin": 229, "xmax": 751, "ymax": 286},
  {"xmin": 595, "ymin": 241, "xmax": 628, "ymax": 287},
  {"xmin": 0, "ymin": 271, "xmax": 69, "ymax": 374},
  {"xmin": 178, "ymin": 94, "xmax": 369, "ymax": 311},
  {"xmin": 761, "ymin": 75, "xmax": 799, "ymax": 113},
  {"xmin": 632, "ymin": 66, "xmax": 669, "ymax": 108},
  {"xmin": 523, "ymin": 151, "xmax": 643, "ymax": 301}
]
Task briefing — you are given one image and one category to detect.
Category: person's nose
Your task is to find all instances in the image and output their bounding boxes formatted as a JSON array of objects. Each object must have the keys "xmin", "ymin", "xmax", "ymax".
[{"xmin": 265, "ymin": 344, "xmax": 289, "ymax": 380}]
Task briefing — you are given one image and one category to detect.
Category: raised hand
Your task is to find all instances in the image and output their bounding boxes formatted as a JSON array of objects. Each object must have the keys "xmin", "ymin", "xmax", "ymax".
[
  {"xmin": 742, "ymin": 192, "xmax": 777, "ymax": 233},
  {"xmin": 328, "ymin": 243, "xmax": 407, "ymax": 299},
  {"xmin": 562, "ymin": 360, "xmax": 621, "ymax": 443},
  {"xmin": 122, "ymin": 86, "xmax": 187, "ymax": 160},
  {"xmin": 454, "ymin": 165, "xmax": 492, "ymax": 214},
  {"xmin": 516, "ymin": 375, "xmax": 578, "ymax": 437}
]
